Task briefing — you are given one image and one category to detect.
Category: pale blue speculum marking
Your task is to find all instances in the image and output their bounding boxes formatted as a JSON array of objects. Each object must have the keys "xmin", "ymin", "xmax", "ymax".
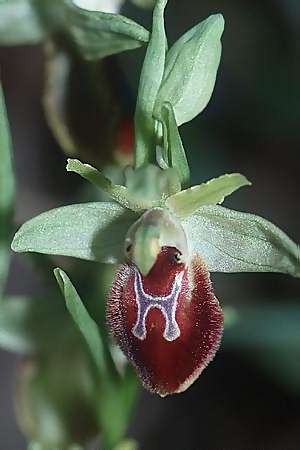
[{"xmin": 132, "ymin": 269, "xmax": 184, "ymax": 342}]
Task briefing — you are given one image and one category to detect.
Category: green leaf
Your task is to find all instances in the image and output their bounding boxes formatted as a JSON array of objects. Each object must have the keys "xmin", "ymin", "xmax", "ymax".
[
  {"xmin": 134, "ymin": 0, "xmax": 168, "ymax": 167},
  {"xmin": 166, "ymin": 173, "xmax": 251, "ymax": 218},
  {"xmin": 0, "ymin": 295, "xmax": 75, "ymax": 354},
  {"xmin": 0, "ymin": 0, "xmax": 44, "ymax": 45},
  {"xmin": 67, "ymin": 158, "xmax": 155, "ymax": 211},
  {"xmin": 54, "ymin": 268, "xmax": 107, "ymax": 374},
  {"xmin": 65, "ymin": 1, "xmax": 149, "ymax": 60},
  {"xmin": 11, "ymin": 202, "xmax": 137, "ymax": 263},
  {"xmin": 154, "ymin": 14, "xmax": 224, "ymax": 126},
  {"xmin": 0, "ymin": 85, "xmax": 15, "ymax": 297},
  {"xmin": 183, "ymin": 205, "xmax": 300, "ymax": 278},
  {"xmin": 159, "ymin": 102, "xmax": 190, "ymax": 186}
]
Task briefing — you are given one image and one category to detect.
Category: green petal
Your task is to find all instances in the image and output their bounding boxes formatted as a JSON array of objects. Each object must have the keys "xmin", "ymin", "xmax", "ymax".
[
  {"xmin": 0, "ymin": 85, "xmax": 15, "ymax": 297},
  {"xmin": 134, "ymin": 0, "xmax": 168, "ymax": 167},
  {"xmin": 54, "ymin": 268, "xmax": 107, "ymax": 374},
  {"xmin": 166, "ymin": 173, "xmax": 251, "ymax": 218},
  {"xmin": 159, "ymin": 102, "xmax": 190, "ymax": 187},
  {"xmin": 183, "ymin": 205, "xmax": 300, "ymax": 277},
  {"xmin": 66, "ymin": 1, "xmax": 149, "ymax": 60},
  {"xmin": 67, "ymin": 158, "xmax": 160, "ymax": 211},
  {"xmin": 154, "ymin": 14, "xmax": 224, "ymax": 126},
  {"xmin": 0, "ymin": 0, "xmax": 44, "ymax": 45},
  {"xmin": 11, "ymin": 202, "xmax": 137, "ymax": 263}
]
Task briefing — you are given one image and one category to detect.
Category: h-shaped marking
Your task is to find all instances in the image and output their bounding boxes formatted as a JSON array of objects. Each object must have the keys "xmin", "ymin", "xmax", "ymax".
[{"xmin": 132, "ymin": 269, "xmax": 184, "ymax": 342}]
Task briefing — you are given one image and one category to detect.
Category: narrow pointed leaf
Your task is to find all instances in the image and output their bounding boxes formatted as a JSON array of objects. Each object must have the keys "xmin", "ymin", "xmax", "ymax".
[
  {"xmin": 54, "ymin": 268, "xmax": 107, "ymax": 374},
  {"xmin": 166, "ymin": 173, "xmax": 251, "ymax": 218},
  {"xmin": 66, "ymin": 1, "xmax": 149, "ymax": 59},
  {"xmin": 160, "ymin": 102, "xmax": 190, "ymax": 187},
  {"xmin": 183, "ymin": 205, "xmax": 300, "ymax": 277},
  {"xmin": 134, "ymin": 0, "xmax": 168, "ymax": 167},
  {"xmin": 0, "ymin": 0, "xmax": 44, "ymax": 45},
  {"xmin": 0, "ymin": 85, "xmax": 15, "ymax": 297},
  {"xmin": 67, "ymin": 158, "xmax": 153, "ymax": 211},
  {"xmin": 11, "ymin": 202, "xmax": 136, "ymax": 263},
  {"xmin": 154, "ymin": 14, "xmax": 224, "ymax": 126}
]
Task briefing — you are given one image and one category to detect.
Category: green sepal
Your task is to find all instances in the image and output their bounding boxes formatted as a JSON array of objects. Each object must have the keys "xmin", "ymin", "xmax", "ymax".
[
  {"xmin": 154, "ymin": 14, "xmax": 224, "ymax": 126},
  {"xmin": 134, "ymin": 0, "xmax": 168, "ymax": 167},
  {"xmin": 0, "ymin": 0, "xmax": 45, "ymax": 45},
  {"xmin": 159, "ymin": 102, "xmax": 190, "ymax": 187},
  {"xmin": 54, "ymin": 268, "xmax": 108, "ymax": 375},
  {"xmin": 0, "ymin": 85, "xmax": 15, "ymax": 297},
  {"xmin": 166, "ymin": 173, "xmax": 251, "ymax": 218},
  {"xmin": 183, "ymin": 205, "xmax": 300, "ymax": 278},
  {"xmin": 65, "ymin": 1, "xmax": 149, "ymax": 60},
  {"xmin": 11, "ymin": 202, "xmax": 137, "ymax": 263}
]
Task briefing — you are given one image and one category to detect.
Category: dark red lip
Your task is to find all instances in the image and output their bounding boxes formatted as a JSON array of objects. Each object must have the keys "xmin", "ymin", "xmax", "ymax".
[{"xmin": 107, "ymin": 246, "xmax": 224, "ymax": 396}]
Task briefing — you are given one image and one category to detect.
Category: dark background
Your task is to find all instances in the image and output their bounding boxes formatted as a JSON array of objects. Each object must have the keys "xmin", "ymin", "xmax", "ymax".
[{"xmin": 1, "ymin": 0, "xmax": 300, "ymax": 449}]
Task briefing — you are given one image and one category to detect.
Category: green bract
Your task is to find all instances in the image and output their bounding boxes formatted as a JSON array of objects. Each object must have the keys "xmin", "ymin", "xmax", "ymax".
[
  {"xmin": 65, "ymin": 1, "xmax": 150, "ymax": 59},
  {"xmin": 134, "ymin": 0, "xmax": 168, "ymax": 167},
  {"xmin": 0, "ymin": 0, "xmax": 150, "ymax": 60},
  {"xmin": 154, "ymin": 14, "xmax": 224, "ymax": 126}
]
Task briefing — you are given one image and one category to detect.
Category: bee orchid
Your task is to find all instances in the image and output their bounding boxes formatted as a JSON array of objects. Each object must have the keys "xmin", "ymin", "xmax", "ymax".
[{"xmin": 11, "ymin": 0, "xmax": 300, "ymax": 396}]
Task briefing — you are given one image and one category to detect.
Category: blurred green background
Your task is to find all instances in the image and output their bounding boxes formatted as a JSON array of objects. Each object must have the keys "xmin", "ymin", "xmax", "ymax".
[{"xmin": 0, "ymin": 0, "xmax": 300, "ymax": 449}]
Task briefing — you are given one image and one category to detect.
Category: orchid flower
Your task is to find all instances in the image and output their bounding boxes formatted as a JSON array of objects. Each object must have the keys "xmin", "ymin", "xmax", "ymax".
[{"xmin": 11, "ymin": 0, "xmax": 300, "ymax": 397}]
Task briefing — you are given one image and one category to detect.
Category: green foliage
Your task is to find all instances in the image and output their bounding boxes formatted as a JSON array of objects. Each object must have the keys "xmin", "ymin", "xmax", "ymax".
[
  {"xmin": 54, "ymin": 268, "xmax": 107, "ymax": 375},
  {"xmin": 54, "ymin": 268, "xmax": 138, "ymax": 449},
  {"xmin": 65, "ymin": 1, "xmax": 150, "ymax": 59},
  {"xmin": 183, "ymin": 205, "xmax": 300, "ymax": 277},
  {"xmin": 166, "ymin": 173, "xmax": 251, "ymax": 218},
  {"xmin": 154, "ymin": 14, "xmax": 224, "ymax": 126},
  {"xmin": 0, "ymin": 86, "xmax": 15, "ymax": 297}
]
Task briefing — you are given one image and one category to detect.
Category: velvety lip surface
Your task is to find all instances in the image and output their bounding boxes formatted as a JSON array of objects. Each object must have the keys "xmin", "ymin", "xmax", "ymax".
[{"xmin": 107, "ymin": 246, "xmax": 223, "ymax": 396}]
